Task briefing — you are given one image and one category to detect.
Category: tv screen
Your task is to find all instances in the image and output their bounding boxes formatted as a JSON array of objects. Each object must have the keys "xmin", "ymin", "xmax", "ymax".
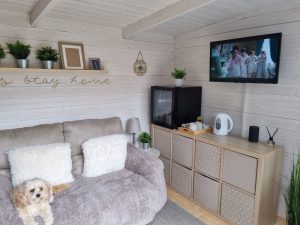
[{"xmin": 210, "ymin": 33, "xmax": 282, "ymax": 83}]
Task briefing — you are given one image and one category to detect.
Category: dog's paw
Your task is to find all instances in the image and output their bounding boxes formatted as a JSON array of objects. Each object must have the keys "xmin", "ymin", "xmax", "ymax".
[
  {"xmin": 44, "ymin": 217, "xmax": 54, "ymax": 225},
  {"xmin": 28, "ymin": 222, "xmax": 38, "ymax": 225}
]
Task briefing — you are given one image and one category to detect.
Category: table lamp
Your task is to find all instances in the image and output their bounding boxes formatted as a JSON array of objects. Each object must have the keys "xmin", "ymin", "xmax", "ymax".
[{"xmin": 126, "ymin": 118, "xmax": 141, "ymax": 145}]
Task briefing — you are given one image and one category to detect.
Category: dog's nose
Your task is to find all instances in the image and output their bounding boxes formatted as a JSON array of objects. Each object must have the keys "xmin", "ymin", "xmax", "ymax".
[{"xmin": 36, "ymin": 193, "xmax": 41, "ymax": 198}]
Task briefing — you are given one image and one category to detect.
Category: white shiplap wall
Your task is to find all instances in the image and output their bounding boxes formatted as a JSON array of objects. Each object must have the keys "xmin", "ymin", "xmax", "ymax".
[
  {"xmin": 0, "ymin": 13, "xmax": 174, "ymax": 132},
  {"xmin": 175, "ymin": 7, "xmax": 300, "ymax": 218}
]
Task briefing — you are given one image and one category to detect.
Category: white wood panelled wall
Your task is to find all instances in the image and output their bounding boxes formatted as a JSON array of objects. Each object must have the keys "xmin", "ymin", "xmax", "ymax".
[
  {"xmin": 0, "ymin": 11, "xmax": 174, "ymax": 132},
  {"xmin": 175, "ymin": 7, "xmax": 300, "ymax": 218}
]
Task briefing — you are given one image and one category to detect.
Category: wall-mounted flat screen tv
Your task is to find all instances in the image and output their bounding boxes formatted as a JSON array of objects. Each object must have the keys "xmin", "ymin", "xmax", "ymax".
[{"xmin": 210, "ymin": 33, "xmax": 282, "ymax": 83}]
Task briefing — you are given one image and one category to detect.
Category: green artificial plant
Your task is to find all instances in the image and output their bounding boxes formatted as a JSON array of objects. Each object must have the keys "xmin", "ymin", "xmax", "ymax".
[
  {"xmin": 171, "ymin": 67, "xmax": 187, "ymax": 79},
  {"xmin": 36, "ymin": 46, "xmax": 59, "ymax": 62},
  {"xmin": 285, "ymin": 154, "xmax": 300, "ymax": 225},
  {"xmin": 6, "ymin": 40, "xmax": 31, "ymax": 59},
  {"xmin": 0, "ymin": 44, "xmax": 5, "ymax": 59},
  {"xmin": 138, "ymin": 132, "xmax": 152, "ymax": 144}
]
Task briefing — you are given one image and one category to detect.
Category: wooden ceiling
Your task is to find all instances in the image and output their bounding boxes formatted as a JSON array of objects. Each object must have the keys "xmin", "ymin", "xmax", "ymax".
[{"xmin": 1, "ymin": 0, "xmax": 300, "ymax": 41}]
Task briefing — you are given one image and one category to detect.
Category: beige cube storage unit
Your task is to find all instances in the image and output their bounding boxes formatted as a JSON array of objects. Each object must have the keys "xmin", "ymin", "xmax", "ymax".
[
  {"xmin": 151, "ymin": 124, "xmax": 282, "ymax": 225},
  {"xmin": 152, "ymin": 126, "xmax": 172, "ymax": 185}
]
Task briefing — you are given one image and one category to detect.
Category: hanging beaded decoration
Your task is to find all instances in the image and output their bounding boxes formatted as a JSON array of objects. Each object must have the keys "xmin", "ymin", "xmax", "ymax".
[{"xmin": 133, "ymin": 51, "xmax": 147, "ymax": 76}]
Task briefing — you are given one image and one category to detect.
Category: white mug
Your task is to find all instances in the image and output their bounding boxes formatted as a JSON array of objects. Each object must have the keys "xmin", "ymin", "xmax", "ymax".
[
  {"xmin": 189, "ymin": 123, "xmax": 197, "ymax": 131},
  {"xmin": 196, "ymin": 122, "xmax": 203, "ymax": 130}
]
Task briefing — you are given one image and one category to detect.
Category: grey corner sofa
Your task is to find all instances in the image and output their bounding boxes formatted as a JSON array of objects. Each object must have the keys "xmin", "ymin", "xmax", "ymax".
[{"xmin": 0, "ymin": 117, "xmax": 167, "ymax": 225}]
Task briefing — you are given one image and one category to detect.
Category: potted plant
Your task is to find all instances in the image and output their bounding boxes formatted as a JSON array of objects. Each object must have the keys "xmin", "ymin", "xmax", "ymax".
[
  {"xmin": 6, "ymin": 40, "xmax": 31, "ymax": 68},
  {"xmin": 285, "ymin": 154, "xmax": 300, "ymax": 225},
  {"xmin": 172, "ymin": 67, "xmax": 187, "ymax": 86},
  {"xmin": 138, "ymin": 132, "xmax": 152, "ymax": 150},
  {"xmin": 36, "ymin": 46, "xmax": 59, "ymax": 69},
  {"xmin": 0, "ymin": 44, "xmax": 6, "ymax": 65}
]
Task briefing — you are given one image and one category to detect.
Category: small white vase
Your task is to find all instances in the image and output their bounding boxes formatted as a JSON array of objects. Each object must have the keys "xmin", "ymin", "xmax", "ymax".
[{"xmin": 175, "ymin": 79, "xmax": 183, "ymax": 87}]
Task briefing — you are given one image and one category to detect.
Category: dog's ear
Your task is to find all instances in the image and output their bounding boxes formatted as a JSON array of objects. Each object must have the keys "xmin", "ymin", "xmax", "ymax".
[
  {"xmin": 11, "ymin": 184, "xmax": 28, "ymax": 208},
  {"xmin": 46, "ymin": 182, "xmax": 53, "ymax": 203}
]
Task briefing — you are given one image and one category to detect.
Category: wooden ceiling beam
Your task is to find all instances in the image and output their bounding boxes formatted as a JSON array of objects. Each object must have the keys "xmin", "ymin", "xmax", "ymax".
[
  {"xmin": 122, "ymin": 0, "xmax": 215, "ymax": 38},
  {"xmin": 30, "ymin": 0, "xmax": 62, "ymax": 27}
]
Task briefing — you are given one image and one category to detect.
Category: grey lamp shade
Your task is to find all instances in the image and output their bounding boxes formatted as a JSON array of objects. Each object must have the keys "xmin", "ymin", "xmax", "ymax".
[{"xmin": 126, "ymin": 118, "xmax": 141, "ymax": 134}]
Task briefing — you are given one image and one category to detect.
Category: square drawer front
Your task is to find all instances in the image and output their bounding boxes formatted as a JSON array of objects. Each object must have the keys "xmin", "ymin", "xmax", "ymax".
[
  {"xmin": 159, "ymin": 156, "xmax": 170, "ymax": 185},
  {"xmin": 195, "ymin": 141, "xmax": 221, "ymax": 179},
  {"xmin": 221, "ymin": 184, "xmax": 255, "ymax": 225},
  {"xmin": 223, "ymin": 150, "xmax": 257, "ymax": 194},
  {"xmin": 153, "ymin": 128, "xmax": 171, "ymax": 159},
  {"xmin": 194, "ymin": 173, "xmax": 219, "ymax": 212},
  {"xmin": 172, "ymin": 134, "xmax": 193, "ymax": 168},
  {"xmin": 171, "ymin": 162, "xmax": 192, "ymax": 197}
]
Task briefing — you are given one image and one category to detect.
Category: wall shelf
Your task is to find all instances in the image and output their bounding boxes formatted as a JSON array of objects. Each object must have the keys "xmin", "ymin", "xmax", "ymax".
[{"xmin": 0, "ymin": 67, "xmax": 109, "ymax": 75}]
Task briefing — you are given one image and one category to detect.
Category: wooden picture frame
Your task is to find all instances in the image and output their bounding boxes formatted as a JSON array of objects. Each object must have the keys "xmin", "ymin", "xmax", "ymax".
[{"xmin": 58, "ymin": 42, "xmax": 86, "ymax": 70}]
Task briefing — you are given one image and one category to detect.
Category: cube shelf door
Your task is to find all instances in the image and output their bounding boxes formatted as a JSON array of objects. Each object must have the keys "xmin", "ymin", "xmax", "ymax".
[{"xmin": 151, "ymin": 124, "xmax": 282, "ymax": 225}]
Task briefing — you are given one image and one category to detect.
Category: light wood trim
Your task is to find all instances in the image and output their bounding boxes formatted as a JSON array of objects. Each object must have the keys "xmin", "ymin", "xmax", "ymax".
[
  {"xmin": 30, "ymin": 0, "xmax": 62, "ymax": 27},
  {"xmin": 0, "ymin": 68, "xmax": 109, "ymax": 75},
  {"xmin": 167, "ymin": 187, "xmax": 286, "ymax": 225},
  {"xmin": 122, "ymin": 0, "xmax": 215, "ymax": 38}
]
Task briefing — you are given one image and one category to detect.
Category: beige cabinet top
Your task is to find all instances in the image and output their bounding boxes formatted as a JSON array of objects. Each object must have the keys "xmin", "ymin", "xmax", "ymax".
[{"xmin": 152, "ymin": 125, "xmax": 281, "ymax": 158}]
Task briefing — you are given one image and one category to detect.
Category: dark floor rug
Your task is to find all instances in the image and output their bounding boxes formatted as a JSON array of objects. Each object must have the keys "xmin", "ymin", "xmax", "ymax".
[{"xmin": 149, "ymin": 200, "xmax": 206, "ymax": 225}]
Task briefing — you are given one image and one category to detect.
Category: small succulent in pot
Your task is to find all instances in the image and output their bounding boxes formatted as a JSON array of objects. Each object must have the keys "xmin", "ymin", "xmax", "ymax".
[
  {"xmin": 6, "ymin": 40, "xmax": 31, "ymax": 68},
  {"xmin": 138, "ymin": 132, "xmax": 152, "ymax": 150},
  {"xmin": 0, "ymin": 44, "xmax": 6, "ymax": 65},
  {"xmin": 171, "ymin": 67, "xmax": 187, "ymax": 86},
  {"xmin": 36, "ymin": 46, "xmax": 60, "ymax": 69}
]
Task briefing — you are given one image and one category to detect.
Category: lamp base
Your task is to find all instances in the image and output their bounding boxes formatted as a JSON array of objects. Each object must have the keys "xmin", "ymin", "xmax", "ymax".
[{"xmin": 132, "ymin": 133, "xmax": 136, "ymax": 145}]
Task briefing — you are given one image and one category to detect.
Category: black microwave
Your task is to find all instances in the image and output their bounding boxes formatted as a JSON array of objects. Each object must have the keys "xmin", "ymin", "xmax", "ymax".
[{"xmin": 151, "ymin": 86, "xmax": 202, "ymax": 129}]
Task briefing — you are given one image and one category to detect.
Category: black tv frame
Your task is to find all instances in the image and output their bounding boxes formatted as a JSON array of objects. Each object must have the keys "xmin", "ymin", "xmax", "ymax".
[{"xmin": 209, "ymin": 33, "xmax": 282, "ymax": 84}]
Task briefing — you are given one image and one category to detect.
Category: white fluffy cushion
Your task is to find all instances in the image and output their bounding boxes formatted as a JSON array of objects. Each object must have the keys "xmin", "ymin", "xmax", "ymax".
[
  {"xmin": 82, "ymin": 134, "xmax": 127, "ymax": 177},
  {"xmin": 7, "ymin": 143, "xmax": 74, "ymax": 187}
]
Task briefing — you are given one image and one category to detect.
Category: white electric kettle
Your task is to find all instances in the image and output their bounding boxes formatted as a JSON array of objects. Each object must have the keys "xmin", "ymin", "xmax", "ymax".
[{"xmin": 213, "ymin": 113, "xmax": 233, "ymax": 136}]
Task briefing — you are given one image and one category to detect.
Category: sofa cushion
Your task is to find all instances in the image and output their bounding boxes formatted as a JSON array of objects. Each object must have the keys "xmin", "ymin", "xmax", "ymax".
[
  {"xmin": 82, "ymin": 134, "xmax": 127, "ymax": 177},
  {"xmin": 0, "ymin": 170, "xmax": 165, "ymax": 225},
  {"xmin": 63, "ymin": 117, "xmax": 123, "ymax": 156},
  {"xmin": 8, "ymin": 143, "xmax": 74, "ymax": 187},
  {"xmin": 63, "ymin": 117, "xmax": 123, "ymax": 174},
  {"xmin": 0, "ymin": 123, "xmax": 64, "ymax": 171}
]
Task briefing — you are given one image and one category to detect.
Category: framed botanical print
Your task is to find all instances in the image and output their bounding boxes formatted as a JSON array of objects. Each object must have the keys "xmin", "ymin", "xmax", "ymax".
[{"xmin": 58, "ymin": 42, "xmax": 86, "ymax": 70}]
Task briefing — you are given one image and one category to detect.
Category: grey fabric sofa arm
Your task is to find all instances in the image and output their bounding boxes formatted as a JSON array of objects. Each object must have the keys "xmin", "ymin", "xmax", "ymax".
[{"xmin": 125, "ymin": 143, "xmax": 166, "ymax": 191}]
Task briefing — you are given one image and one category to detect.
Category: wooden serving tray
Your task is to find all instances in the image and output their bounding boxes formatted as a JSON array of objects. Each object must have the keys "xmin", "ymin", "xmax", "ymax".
[{"xmin": 177, "ymin": 127, "xmax": 213, "ymax": 135}]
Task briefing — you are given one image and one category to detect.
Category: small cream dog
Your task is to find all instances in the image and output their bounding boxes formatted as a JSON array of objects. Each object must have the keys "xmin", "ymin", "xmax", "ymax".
[{"xmin": 11, "ymin": 178, "xmax": 54, "ymax": 225}]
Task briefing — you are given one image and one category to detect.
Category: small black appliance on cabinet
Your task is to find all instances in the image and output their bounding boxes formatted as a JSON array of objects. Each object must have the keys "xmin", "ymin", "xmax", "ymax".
[{"xmin": 151, "ymin": 86, "xmax": 202, "ymax": 129}]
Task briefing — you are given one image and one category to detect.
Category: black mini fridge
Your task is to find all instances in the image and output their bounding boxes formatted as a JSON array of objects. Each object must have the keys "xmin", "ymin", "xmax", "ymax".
[{"xmin": 151, "ymin": 86, "xmax": 202, "ymax": 129}]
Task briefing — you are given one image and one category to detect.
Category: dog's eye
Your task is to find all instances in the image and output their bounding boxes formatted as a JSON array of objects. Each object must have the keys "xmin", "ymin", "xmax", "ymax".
[
  {"xmin": 30, "ymin": 189, "xmax": 35, "ymax": 193},
  {"xmin": 40, "ymin": 187, "xmax": 43, "ymax": 191}
]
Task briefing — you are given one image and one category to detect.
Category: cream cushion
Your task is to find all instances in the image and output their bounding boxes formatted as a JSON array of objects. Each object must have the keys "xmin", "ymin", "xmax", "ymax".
[
  {"xmin": 82, "ymin": 134, "xmax": 127, "ymax": 177},
  {"xmin": 7, "ymin": 143, "xmax": 74, "ymax": 187}
]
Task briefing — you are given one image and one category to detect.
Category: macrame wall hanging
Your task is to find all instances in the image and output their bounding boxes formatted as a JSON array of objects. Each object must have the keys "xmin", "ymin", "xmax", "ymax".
[{"xmin": 133, "ymin": 51, "xmax": 147, "ymax": 76}]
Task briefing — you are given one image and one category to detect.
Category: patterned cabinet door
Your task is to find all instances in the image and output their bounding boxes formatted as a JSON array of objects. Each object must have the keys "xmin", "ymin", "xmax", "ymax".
[
  {"xmin": 172, "ymin": 134, "xmax": 193, "ymax": 168},
  {"xmin": 159, "ymin": 156, "xmax": 170, "ymax": 185},
  {"xmin": 153, "ymin": 128, "xmax": 171, "ymax": 159},
  {"xmin": 194, "ymin": 172, "xmax": 220, "ymax": 212},
  {"xmin": 171, "ymin": 162, "xmax": 193, "ymax": 197},
  {"xmin": 195, "ymin": 141, "xmax": 221, "ymax": 179},
  {"xmin": 221, "ymin": 184, "xmax": 255, "ymax": 225}
]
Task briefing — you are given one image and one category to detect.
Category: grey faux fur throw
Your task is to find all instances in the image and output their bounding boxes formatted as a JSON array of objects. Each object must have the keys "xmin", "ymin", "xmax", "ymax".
[{"xmin": 0, "ymin": 144, "xmax": 167, "ymax": 225}]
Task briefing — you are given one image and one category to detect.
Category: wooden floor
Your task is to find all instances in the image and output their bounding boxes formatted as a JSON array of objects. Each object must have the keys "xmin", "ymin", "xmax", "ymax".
[{"xmin": 167, "ymin": 188, "xmax": 286, "ymax": 225}]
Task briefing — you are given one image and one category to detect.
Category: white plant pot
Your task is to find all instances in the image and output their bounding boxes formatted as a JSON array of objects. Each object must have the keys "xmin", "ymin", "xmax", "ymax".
[
  {"xmin": 17, "ymin": 59, "xmax": 29, "ymax": 68},
  {"xmin": 42, "ymin": 60, "xmax": 54, "ymax": 69},
  {"xmin": 142, "ymin": 143, "xmax": 150, "ymax": 150},
  {"xmin": 175, "ymin": 79, "xmax": 183, "ymax": 87}
]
